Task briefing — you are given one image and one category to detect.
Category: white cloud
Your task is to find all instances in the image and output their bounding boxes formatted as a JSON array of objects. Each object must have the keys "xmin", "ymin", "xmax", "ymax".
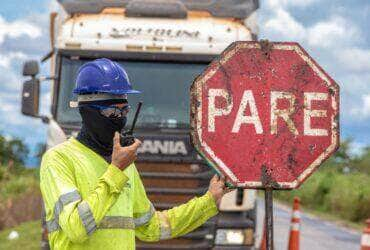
[
  {"xmin": 266, "ymin": 0, "xmax": 319, "ymax": 9},
  {"xmin": 0, "ymin": 5, "xmax": 51, "ymax": 162},
  {"xmin": 0, "ymin": 52, "xmax": 27, "ymax": 69},
  {"xmin": 0, "ymin": 94, "xmax": 24, "ymax": 126},
  {"xmin": 0, "ymin": 95, "xmax": 42, "ymax": 130},
  {"xmin": 263, "ymin": 8, "xmax": 306, "ymax": 40},
  {"xmin": 260, "ymin": 0, "xmax": 370, "ymax": 145},
  {"xmin": 0, "ymin": 65, "xmax": 23, "ymax": 92},
  {"xmin": 0, "ymin": 15, "xmax": 42, "ymax": 45},
  {"xmin": 263, "ymin": 9, "xmax": 360, "ymax": 49},
  {"xmin": 0, "ymin": 10, "xmax": 50, "ymax": 138},
  {"xmin": 336, "ymin": 48, "xmax": 370, "ymax": 72},
  {"xmin": 307, "ymin": 16, "xmax": 359, "ymax": 48},
  {"xmin": 351, "ymin": 94, "xmax": 370, "ymax": 118}
]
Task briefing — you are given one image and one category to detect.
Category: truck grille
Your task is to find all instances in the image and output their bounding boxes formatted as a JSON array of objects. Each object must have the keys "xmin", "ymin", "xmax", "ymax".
[{"xmin": 136, "ymin": 162, "xmax": 215, "ymax": 249}]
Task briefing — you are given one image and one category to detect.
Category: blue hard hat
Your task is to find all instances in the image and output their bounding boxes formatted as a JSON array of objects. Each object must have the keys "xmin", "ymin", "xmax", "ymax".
[{"xmin": 73, "ymin": 58, "xmax": 141, "ymax": 96}]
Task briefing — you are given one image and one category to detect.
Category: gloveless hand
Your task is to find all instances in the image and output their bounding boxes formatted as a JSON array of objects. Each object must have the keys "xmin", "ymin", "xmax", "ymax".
[
  {"xmin": 111, "ymin": 132, "xmax": 142, "ymax": 171},
  {"xmin": 208, "ymin": 175, "xmax": 232, "ymax": 206}
]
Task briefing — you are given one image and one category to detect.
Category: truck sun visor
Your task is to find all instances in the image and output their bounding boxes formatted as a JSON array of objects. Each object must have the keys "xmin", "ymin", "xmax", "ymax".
[{"xmin": 57, "ymin": 0, "xmax": 259, "ymax": 19}]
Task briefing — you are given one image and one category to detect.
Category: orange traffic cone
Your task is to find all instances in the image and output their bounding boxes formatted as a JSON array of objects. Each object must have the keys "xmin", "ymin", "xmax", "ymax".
[
  {"xmin": 288, "ymin": 197, "xmax": 301, "ymax": 250},
  {"xmin": 361, "ymin": 219, "xmax": 370, "ymax": 250}
]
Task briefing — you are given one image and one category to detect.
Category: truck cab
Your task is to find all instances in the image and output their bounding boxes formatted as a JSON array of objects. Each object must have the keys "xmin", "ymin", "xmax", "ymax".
[{"xmin": 21, "ymin": 1, "xmax": 259, "ymax": 249}]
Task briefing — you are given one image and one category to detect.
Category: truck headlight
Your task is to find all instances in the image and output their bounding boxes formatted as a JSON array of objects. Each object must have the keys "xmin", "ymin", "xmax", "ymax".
[{"xmin": 215, "ymin": 229, "xmax": 245, "ymax": 245}]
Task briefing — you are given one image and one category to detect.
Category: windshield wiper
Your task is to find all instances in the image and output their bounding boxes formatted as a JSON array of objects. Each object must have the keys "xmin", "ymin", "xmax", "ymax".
[{"xmin": 138, "ymin": 122, "xmax": 189, "ymax": 129}]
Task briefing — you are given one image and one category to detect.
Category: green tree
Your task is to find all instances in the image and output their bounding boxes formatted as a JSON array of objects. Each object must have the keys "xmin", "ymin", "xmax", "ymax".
[
  {"xmin": 322, "ymin": 139, "xmax": 352, "ymax": 173},
  {"xmin": 0, "ymin": 133, "xmax": 29, "ymax": 168},
  {"xmin": 352, "ymin": 146, "xmax": 370, "ymax": 174}
]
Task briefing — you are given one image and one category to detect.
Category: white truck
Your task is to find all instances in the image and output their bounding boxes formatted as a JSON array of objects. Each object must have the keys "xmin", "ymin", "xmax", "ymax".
[{"xmin": 21, "ymin": 1, "xmax": 259, "ymax": 249}]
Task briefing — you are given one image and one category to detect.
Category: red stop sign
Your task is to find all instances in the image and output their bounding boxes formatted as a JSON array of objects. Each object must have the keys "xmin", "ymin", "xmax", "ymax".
[{"xmin": 190, "ymin": 41, "xmax": 339, "ymax": 189}]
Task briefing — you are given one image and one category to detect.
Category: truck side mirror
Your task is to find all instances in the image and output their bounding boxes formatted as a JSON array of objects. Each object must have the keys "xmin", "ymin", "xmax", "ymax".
[
  {"xmin": 22, "ymin": 60, "xmax": 39, "ymax": 77},
  {"xmin": 21, "ymin": 78, "xmax": 40, "ymax": 117}
]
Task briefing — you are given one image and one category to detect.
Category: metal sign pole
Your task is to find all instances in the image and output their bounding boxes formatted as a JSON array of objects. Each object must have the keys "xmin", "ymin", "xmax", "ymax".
[{"xmin": 265, "ymin": 188, "xmax": 274, "ymax": 250}]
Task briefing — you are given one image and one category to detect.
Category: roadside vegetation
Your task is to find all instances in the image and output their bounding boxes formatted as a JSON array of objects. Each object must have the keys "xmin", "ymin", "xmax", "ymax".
[
  {"xmin": 0, "ymin": 130, "xmax": 369, "ymax": 232},
  {"xmin": 0, "ymin": 133, "xmax": 38, "ymax": 199},
  {"xmin": 275, "ymin": 140, "xmax": 370, "ymax": 224},
  {"xmin": 0, "ymin": 220, "xmax": 40, "ymax": 250},
  {"xmin": 0, "ymin": 133, "xmax": 41, "ymax": 230}
]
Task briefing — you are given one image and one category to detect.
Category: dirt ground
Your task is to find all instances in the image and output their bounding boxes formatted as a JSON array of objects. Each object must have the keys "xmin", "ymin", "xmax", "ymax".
[{"xmin": 0, "ymin": 190, "xmax": 42, "ymax": 230}]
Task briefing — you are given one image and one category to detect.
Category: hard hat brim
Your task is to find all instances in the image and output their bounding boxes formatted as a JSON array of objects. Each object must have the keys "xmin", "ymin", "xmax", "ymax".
[
  {"xmin": 72, "ymin": 89, "xmax": 141, "ymax": 95},
  {"xmin": 69, "ymin": 89, "xmax": 141, "ymax": 108},
  {"xmin": 121, "ymin": 89, "xmax": 141, "ymax": 94}
]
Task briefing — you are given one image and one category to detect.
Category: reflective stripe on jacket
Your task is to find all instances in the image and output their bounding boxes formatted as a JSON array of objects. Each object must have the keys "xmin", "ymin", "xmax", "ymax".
[{"xmin": 40, "ymin": 137, "xmax": 218, "ymax": 250}]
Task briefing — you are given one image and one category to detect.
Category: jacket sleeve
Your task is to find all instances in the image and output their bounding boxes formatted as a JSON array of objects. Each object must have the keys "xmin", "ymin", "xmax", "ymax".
[
  {"xmin": 132, "ymin": 166, "xmax": 218, "ymax": 242},
  {"xmin": 40, "ymin": 149, "xmax": 129, "ymax": 243}
]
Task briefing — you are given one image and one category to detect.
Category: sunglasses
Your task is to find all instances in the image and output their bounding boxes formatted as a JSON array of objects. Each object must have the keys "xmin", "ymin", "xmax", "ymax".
[{"xmin": 90, "ymin": 104, "xmax": 131, "ymax": 118}]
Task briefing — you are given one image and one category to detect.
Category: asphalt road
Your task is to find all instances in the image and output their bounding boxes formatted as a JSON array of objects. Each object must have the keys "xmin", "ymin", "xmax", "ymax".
[{"xmin": 255, "ymin": 198, "xmax": 362, "ymax": 250}]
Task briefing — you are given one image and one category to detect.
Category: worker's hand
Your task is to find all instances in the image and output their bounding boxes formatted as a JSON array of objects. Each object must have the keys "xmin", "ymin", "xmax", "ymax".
[
  {"xmin": 111, "ymin": 132, "xmax": 142, "ymax": 171},
  {"xmin": 208, "ymin": 175, "xmax": 232, "ymax": 207}
]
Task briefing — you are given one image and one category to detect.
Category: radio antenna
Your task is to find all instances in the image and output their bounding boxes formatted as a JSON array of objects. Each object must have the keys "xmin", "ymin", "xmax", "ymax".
[{"xmin": 129, "ymin": 101, "xmax": 143, "ymax": 134}]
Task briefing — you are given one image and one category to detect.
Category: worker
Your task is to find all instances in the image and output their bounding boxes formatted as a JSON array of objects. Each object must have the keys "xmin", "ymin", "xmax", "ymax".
[{"xmin": 40, "ymin": 58, "xmax": 230, "ymax": 250}]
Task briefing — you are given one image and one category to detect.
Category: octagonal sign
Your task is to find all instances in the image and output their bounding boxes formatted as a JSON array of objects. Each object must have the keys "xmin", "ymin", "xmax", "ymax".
[{"xmin": 190, "ymin": 41, "xmax": 339, "ymax": 189}]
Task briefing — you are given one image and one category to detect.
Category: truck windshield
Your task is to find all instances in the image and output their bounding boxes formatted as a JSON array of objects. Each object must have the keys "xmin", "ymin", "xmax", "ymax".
[{"xmin": 57, "ymin": 56, "xmax": 207, "ymax": 128}]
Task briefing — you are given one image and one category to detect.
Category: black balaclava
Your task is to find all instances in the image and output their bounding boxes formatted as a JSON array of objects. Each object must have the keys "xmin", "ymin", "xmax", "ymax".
[{"xmin": 76, "ymin": 103, "xmax": 127, "ymax": 160}]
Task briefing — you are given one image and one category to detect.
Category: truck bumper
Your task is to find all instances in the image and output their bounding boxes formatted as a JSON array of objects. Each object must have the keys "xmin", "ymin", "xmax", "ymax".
[
  {"xmin": 138, "ymin": 242, "xmax": 255, "ymax": 250},
  {"xmin": 213, "ymin": 246, "xmax": 255, "ymax": 250}
]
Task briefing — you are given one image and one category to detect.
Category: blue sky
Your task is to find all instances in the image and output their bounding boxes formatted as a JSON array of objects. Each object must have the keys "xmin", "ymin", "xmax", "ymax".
[{"xmin": 0, "ymin": 0, "xmax": 369, "ymax": 166}]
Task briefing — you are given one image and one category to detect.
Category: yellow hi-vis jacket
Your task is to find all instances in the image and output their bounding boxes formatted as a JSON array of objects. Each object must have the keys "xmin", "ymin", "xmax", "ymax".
[{"xmin": 40, "ymin": 137, "xmax": 218, "ymax": 250}]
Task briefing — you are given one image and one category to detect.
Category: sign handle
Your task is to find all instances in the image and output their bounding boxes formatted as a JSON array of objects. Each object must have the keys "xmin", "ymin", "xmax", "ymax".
[{"xmin": 265, "ymin": 188, "xmax": 274, "ymax": 250}]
